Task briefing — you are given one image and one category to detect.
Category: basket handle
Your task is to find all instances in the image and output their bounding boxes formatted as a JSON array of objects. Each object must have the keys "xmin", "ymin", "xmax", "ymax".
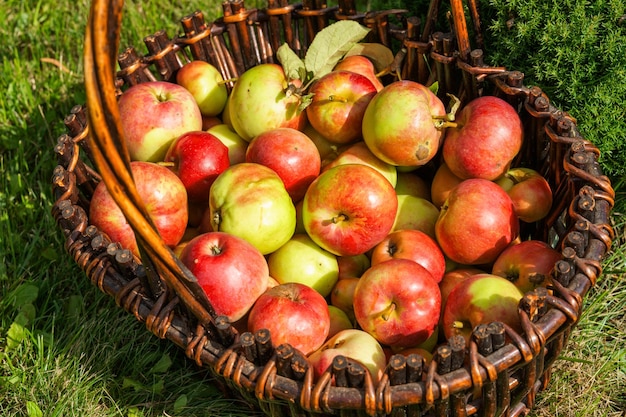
[{"xmin": 83, "ymin": 0, "xmax": 218, "ymax": 328}]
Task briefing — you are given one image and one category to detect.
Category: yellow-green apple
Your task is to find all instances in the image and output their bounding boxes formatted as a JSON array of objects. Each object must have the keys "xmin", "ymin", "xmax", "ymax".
[
  {"xmin": 206, "ymin": 124, "xmax": 248, "ymax": 165},
  {"xmin": 370, "ymin": 229, "xmax": 446, "ymax": 283},
  {"xmin": 395, "ymin": 171, "xmax": 431, "ymax": 200},
  {"xmin": 245, "ymin": 127, "xmax": 321, "ymax": 202},
  {"xmin": 491, "ymin": 239, "xmax": 562, "ymax": 293},
  {"xmin": 337, "ymin": 253, "xmax": 370, "ymax": 280},
  {"xmin": 202, "ymin": 115, "xmax": 222, "ymax": 131},
  {"xmin": 302, "ymin": 164, "xmax": 398, "ymax": 256},
  {"xmin": 442, "ymin": 273, "xmax": 524, "ymax": 343},
  {"xmin": 362, "ymin": 80, "xmax": 447, "ymax": 167},
  {"xmin": 228, "ymin": 63, "xmax": 307, "ymax": 141},
  {"xmin": 163, "ymin": 131, "xmax": 229, "ymax": 203},
  {"xmin": 495, "ymin": 167, "xmax": 553, "ymax": 223},
  {"xmin": 322, "ymin": 141, "xmax": 397, "ymax": 187},
  {"xmin": 247, "ymin": 282, "xmax": 330, "ymax": 355},
  {"xmin": 328, "ymin": 305, "xmax": 354, "ymax": 338},
  {"xmin": 438, "ymin": 267, "xmax": 484, "ymax": 323},
  {"xmin": 267, "ymin": 233, "xmax": 339, "ymax": 297},
  {"xmin": 392, "ymin": 194, "xmax": 440, "ymax": 238},
  {"xmin": 89, "ymin": 161, "xmax": 188, "ymax": 258},
  {"xmin": 302, "ymin": 123, "xmax": 346, "ymax": 168},
  {"xmin": 178, "ymin": 231, "xmax": 269, "ymax": 322},
  {"xmin": 333, "ymin": 55, "xmax": 384, "ymax": 91},
  {"xmin": 118, "ymin": 81, "xmax": 203, "ymax": 162},
  {"xmin": 430, "ymin": 162, "xmax": 464, "ymax": 208},
  {"xmin": 435, "ymin": 178, "xmax": 519, "ymax": 265},
  {"xmin": 442, "ymin": 96, "xmax": 523, "ymax": 180},
  {"xmin": 208, "ymin": 162, "xmax": 296, "ymax": 255},
  {"xmin": 307, "ymin": 329, "xmax": 387, "ymax": 385},
  {"xmin": 176, "ymin": 60, "xmax": 228, "ymax": 117},
  {"xmin": 353, "ymin": 258, "xmax": 441, "ymax": 348},
  {"xmin": 330, "ymin": 277, "xmax": 360, "ymax": 322},
  {"xmin": 306, "ymin": 70, "xmax": 377, "ymax": 144}
]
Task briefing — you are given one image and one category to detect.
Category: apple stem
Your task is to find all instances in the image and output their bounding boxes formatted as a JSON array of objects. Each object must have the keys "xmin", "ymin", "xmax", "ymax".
[
  {"xmin": 219, "ymin": 77, "xmax": 238, "ymax": 85},
  {"xmin": 327, "ymin": 95, "xmax": 348, "ymax": 103},
  {"xmin": 332, "ymin": 214, "xmax": 348, "ymax": 224},
  {"xmin": 157, "ymin": 161, "xmax": 175, "ymax": 168},
  {"xmin": 432, "ymin": 93, "xmax": 462, "ymax": 130},
  {"xmin": 212, "ymin": 211, "xmax": 221, "ymax": 229},
  {"xmin": 381, "ymin": 302, "xmax": 396, "ymax": 321},
  {"xmin": 452, "ymin": 321, "xmax": 464, "ymax": 329}
]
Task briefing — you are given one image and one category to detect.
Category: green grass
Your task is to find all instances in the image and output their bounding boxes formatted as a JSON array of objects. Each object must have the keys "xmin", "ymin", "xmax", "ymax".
[{"xmin": 1, "ymin": 0, "xmax": 624, "ymax": 416}]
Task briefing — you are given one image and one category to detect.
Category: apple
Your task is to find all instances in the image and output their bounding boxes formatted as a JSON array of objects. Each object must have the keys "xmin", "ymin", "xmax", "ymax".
[
  {"xmin": 330, "ymin": 277, "xmax": 360, "ymax": 321},
  {"xmin": 362, "ymin": 80, "xmax": 447, "ymax": 167},
  {"xmin": 337, "ymin": 254, "xmax": 370, "ymax": 280},
  {"xmin": 495, "ymin": 167, "xmax": 553, "ymax": 223},
  {"xmin": 178, "ymin": 231, "xmax": 269, "ymax": 322},
  {"xmin": 328, "ymin": 305, "xmax": 354, "ymax": 338},
  {"xmin": 245, "ymin": 127, "xmax": 321, "ymax": 202},
  {"xmin": 247, "ymin": 282, "xmax": 330, "ymax": 355},
  {"xmin": 353, "ymin": 258, "xmax": 441, "ymax": 348},
  {"xmin": 430, "ymin": 162, "xmax": 464, "ymax": 208},
  {"xmin": 443, "ymin": 95, "xmax": 523, "ymax": 180},
  {"xmin": 267, "ymin": 233, "xmax": 339, "ymax": 297},
  {"xmin": 333, "ymin": 55, "xmax": 384, "ymax": 92},
  {"xmin": 307, "ymin": 329, "xmax": 387, "ymax": 384},
  {"xmin": 118, "ymin": 81, "xmax": 203, "ymax": 162},
  {"xmin": 392, "ymin": 194, "xmax": 440, "ymax": 238},
  {"xmin": 228, "ymin": 63, "xmax": 307, "ymax": 141},
  {"xmin": 491, "ymin": 239, "xmax": 562, "ymax": 294},
  {"xmin": 435, "ymin": 178, "xmax": 519, "ymax": 265},
  {"xmin": 89, "ymin": 161, "xmax": 188, "ymax": 258},
  {"xmin": 176, "ymin": 60, "xmax": 228, "ymax": 117},
  {"xmin": 208, "ymin": 162, "xmax": 296, "ymax": 255},
  {"xmin": 206, "ymin": 123, "xmax": 248, "ymax": 165},
  {"xmin": 442, "ymin": 273, "xmax": 524, "ymax": 343},
  {"xmin": 163, "ymin": 131, "xmax": 230, "ymax": 203},
  {"xmin": 370, "ymin": 229, "xmax": 446, "ymax": 283},
  {"xmin": 322, "ymin": 141, "xmax": 397, "ymax": 187},
  {"xmin": 202, "ymin": 115, "xmax": 222, "ymax": 131},
  {"xmin": 395, "ymin": 171, "xmax": 431, "ymax": 200},
  {"xmin": 302, "ymin": 123, "xmax": 346, "ymax": 168},
  {"xmin": 438, "ymin": 267, "xmax": 485, "ymax": 323},
  {"xmin": 306, "ymin": 70, "xmax": 377, "ymax": 144},
  {"xmin": 302, "ymin": 164, "xmax": 398, "ymax": 256}
]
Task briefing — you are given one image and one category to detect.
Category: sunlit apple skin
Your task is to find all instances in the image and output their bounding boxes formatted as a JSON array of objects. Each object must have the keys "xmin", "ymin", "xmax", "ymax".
[
  {"xmin": 353, "ymin": 259, "xmax": 441, "ymax": 348},
  {"xmin": 164, "ymin": 131, "xmax": 230, "ymax": 203},
  {"xmin": 209, "ymin": 163, "xmax": 296, "ymax": 255},
  {"xmin": 328, "ymin": 305, "xmax": 354, "ymax": 338},
  {"xmin": 89, "ymin": 161, "xmax": 188, "ymax": 258},
  {"xmin": 306, "ymin": 70, "xmax": 378, "ymax": 144},
  {"xmin": 333, "ymin": 55, "xmax": 384, "ymax": 92},
  {"xmin": 246, "ymin": 128, "xmax": 321, "ymax": 203},
  {"xmin": 442, "ymin": 273, "xmax": 524, "ymax": 343},
  {"xmin": 247, "ymin": 283, "xmax": 330, "ymax": 355},
  {"xmin": 118, "ymin": 81, "xmax": 203, "ymax": 162},
  {"xmin": 435, "ymin": 178, "xmax": 519, "ymax": 265},
  {"xmin": 229, "ymin": 63, "xmax": 307, "ymax": 141},
  {"xmin": 395, "ymin": 171, "xmax": 431, "ymax": 200},
  {"xmin": 176, "ymin": 60, "xmax": 228, "ymax": 117},
  {"xmin": 337, "ymin": 254, "xmax": 370, "ymax": 280},
  {"xmin": 322, "ymin": 141, "xmax": 397, "ymax": 187},
  {"xmin": 438, "ymin": 267, "xmax": 485, "ymax": 324},
  {"xmin": 430, "ymin": 162, "xmax": 464, "ymax": 208},
  {"xmin": 206, "ymin": 124, "xmax": 248, "ymax": 165},
  {"xmin": 179, "ymin": 231, "xmax": 269, "ymax": 322},
  {"xmin": 491, "ymin": 240, "xmax": 562, "ymax": 294},
  {"xmin": 308, "ymin": 329, "xmax": 387, "ymax": 385},
  {"xmin": 370, "ymin": 229, "xmax": 446, "ymax": 283},
  {"xmin": 443, "ymin": 96, "xmax": 523, "ymax": 180},
  {"xmin": 267, "ymin": 233, "xmax": 339, "ymax": 297},
  {"xmin": 392, "ymin": 194, "xmax": 440, "ymax": 238},
  {"xmin": 302, "ymin": 164, "xmax": 398, "ymax": 256},
  {"xmin": 495, "ymin": 167, "xmax": 553, "ymax": 223},
  {"xmin": 362, "ymin": 80, "xmax": 447, "ymax": 167}
]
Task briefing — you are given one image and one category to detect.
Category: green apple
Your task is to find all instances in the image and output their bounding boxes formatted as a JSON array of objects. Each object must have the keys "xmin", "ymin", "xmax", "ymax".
[
  {"xmin": 209, "ymin": 162, "xmax": 296, "ymax": 254},
  {"xmin": 392, "ymin": 194, "xmax": 440, "ymax": 238},
  {"xmin": 176, "ymin": 60, "xmax": 228, "ymax": 117},
  {"xmin": 328, "ymin": 305, "xmax": 354, "ymax": 338},
  {"xmin": 206, "ymin": 123, "xmax": 248, "ymax": 165}
]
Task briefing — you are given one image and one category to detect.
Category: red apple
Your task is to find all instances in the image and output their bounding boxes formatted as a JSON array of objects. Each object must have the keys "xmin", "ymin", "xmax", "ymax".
[
  {"xmin": 442, "ymin": 273, "xmax": 524, "ymax": 343},
  {"xmin": 337, "ymin": 254, "xmax": 370, "ymax": 280},
  {"xmin": 495, "ymin": 167, "xmax": 553, "ymax": 223},
  {"xmin": 163, "ymin": 131, "xmax": 230, "ymax": 203},
  {"xmin": 491, "ymin": 240, "xmax": 562, "ymax": 294},
  {"xmin": 306, "ymin": 70, "xmax": 377, "ymax": 144},
  {"xmin": 330, "ymin": 277, "xmax": 360, "ymax": 322},
  {"xmin": 430, "ymin": 162, "xmax": 464, "ymax": 208},
  {"xmin": 353, "ymin": 258, "xmax": 441, "ymax": 348},
  {"xmin": 443, "ymin": 96, "xmax": 523, "ymax": 180},
  {"xmin": 302, "ymin": 164, "xmax": 398, "ymax": 256},
  {"xmin": 370, "ymin": 229, "xmax": 446, "ymax": 283},
  {"xmin": 438, "ymin": 267, "xmax": 485, "ymax": 323},
  {"xmin": 178, "ymin": 231, "xmax": 269, "ymax": 322},
  {"xmin": 89, "ymin": 161, "xmax": 188, "ymax": 258},
  {"xmin": 435, "ymin": 178, "xmax": 519, "ymax": 265},
  {"xmin": 362, "ymin": 80, "xmax": 447, "ymax": 167},
  {"xmin": 118, "ymin": 81, "xmax": 203, "ymax": 162},
  {"xmin": 333, "ymin": 55, "xmax": 384, "ymax": 91},
  {"xmin": 176, "ymin": 60, "xmax": 228, "ymax": 117},
  {"xmin": 245, "ymin": 127, "xmax": 321, "ymax": 202},
  {"xmin": 322, "ymin": 141, "xmax": 397, "ymax": 187},
  {"xmin": 247, "ymin": 283, "xmax": 330, "ymax": 355}
]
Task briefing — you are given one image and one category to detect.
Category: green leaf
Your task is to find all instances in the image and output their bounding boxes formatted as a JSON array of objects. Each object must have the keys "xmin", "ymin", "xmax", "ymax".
[
  {"xmin": 344, "ymin": 42, "xmax": 395, "ymax": 72},
  {"xmin": 304, "ymin": 20, "xmax": 371, "ymax": 82},
  {"xmin": 149, "ymin": 353, "xmax": 172, "ymax": 374},
  {"xmin": 173, "ymin": 394, "xmax": 188, "ymax": 414},
  {"xmin": 428, "ymin": 81, "xmax": 439, "ymax": 95},
  {"xmin": 14, "ymin": 303, "xmax": 36, "ymax": 326},
  {"xmin": 122, "ymin": 377, "xmax": 146, "ymax": 392},
  {"xmin": 277, "ymin": 43, "xmax": 306, "ymax": 81},
  {"xmin": 10, "ymin": 283, "xmax": 39, "ymax": 307},
  {"xmin": 26, "ymin": 401, "xmax": 43, "ymax": 417},
  {"xmin": 6, "ymin": 322, "xmax": 26, "ymax": 350}
]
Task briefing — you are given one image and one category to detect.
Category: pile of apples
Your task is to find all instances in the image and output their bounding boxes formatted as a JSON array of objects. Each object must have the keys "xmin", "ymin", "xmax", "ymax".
[{"xmin": 89, "ymin": 26, "xmax": 562, "ymax": 385}]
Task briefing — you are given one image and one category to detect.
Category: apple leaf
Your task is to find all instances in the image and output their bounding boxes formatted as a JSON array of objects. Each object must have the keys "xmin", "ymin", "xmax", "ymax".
[
  {"xmin": 304, "ymin": 20, "xmax": 371, "ymax": 82},
  {"xmin": 277, "ymin": 43, "xmax": 306, "ymax": 82},
  {"xmin": 344, "ymin": 42, "xmax": 395, "ymax": 73},
  {"xmin": 429, "ymin": 81, "xmax": 439, "ymax": 95}
]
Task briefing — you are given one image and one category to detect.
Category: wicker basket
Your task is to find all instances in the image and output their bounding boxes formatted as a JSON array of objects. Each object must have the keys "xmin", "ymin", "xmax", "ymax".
[{"xmin": 51, "ymin": 0, "xmax": 615, "ymax": 415}]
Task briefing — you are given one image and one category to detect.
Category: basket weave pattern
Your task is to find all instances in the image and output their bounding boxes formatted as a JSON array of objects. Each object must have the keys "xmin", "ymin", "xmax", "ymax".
[{"xmin": 51, "ymin": 0, "xmax": 615, "ymax": 415}]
